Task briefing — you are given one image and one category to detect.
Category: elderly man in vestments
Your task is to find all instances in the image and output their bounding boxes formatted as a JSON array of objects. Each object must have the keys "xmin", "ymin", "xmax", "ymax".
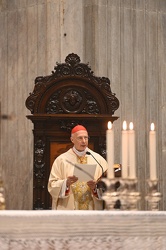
[{"xmin": 48, "ymin": 125, "xmax": 108, "ymax": 210}]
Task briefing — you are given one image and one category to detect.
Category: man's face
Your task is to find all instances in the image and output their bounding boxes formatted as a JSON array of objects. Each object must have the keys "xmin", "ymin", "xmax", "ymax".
[{"xmin": 70, "ymin": 130, "xmax": 89, "ymax": 151}]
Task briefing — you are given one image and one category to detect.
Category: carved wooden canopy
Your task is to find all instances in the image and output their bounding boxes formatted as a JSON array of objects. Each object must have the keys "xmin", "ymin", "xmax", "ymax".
[
  {"xmin": 25, "ymin": 53, "xmax": 120, "ymax": 209},
  {"xmin": 26, "ymin": 53, "xmax": 119, "ymax": 115}
]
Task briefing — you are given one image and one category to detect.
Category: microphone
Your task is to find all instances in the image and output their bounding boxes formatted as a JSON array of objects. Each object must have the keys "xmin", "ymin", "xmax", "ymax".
[{"xmin": 86, "ymin": 151, "xmax": 104, "ymax": 175}]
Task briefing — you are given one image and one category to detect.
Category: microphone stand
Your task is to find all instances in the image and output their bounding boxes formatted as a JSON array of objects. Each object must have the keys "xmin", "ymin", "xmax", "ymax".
[{"xmin": 86, "ymin": 151, "xmax": 104, "ymax": 175}]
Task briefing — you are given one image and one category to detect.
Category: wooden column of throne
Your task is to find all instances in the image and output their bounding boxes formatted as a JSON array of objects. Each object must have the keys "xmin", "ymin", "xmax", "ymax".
[{"xmin": 25, "ymin": 53, "xmax": 120, "ymax": 209}]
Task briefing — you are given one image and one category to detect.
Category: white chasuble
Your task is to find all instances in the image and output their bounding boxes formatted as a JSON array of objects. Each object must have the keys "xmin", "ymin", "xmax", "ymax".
[{"xmin": 48, "ymin": 148, "xmax": 108, "ymax": 210}]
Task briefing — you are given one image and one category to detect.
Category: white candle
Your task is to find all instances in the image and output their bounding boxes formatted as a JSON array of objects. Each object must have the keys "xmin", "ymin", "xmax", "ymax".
[
  {"xmin": 128, "ymin": 122, "xmax": 136, "ymax": 179},
  {"xmin": 149, "ymin": 123, "xmax": 157, "ymax": 180},
  {"xmin": 106, "ymin": 121, "xmax": 114, "ymax": 178},
  {"xmin": 122, "ymin": 121, "xmax": 128, "ymax": 178}
]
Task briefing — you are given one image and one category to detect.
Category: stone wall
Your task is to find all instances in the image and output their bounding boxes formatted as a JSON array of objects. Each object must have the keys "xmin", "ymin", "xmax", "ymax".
[{"xmin": 0, "ymin": 0, "xmax": 166, "ymax": 210}]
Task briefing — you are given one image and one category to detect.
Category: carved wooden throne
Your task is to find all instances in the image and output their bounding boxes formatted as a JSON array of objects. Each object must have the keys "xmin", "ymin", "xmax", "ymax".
[{"xmin": 26, "ymin": 53, "xmax": 120, "ymax": 209}]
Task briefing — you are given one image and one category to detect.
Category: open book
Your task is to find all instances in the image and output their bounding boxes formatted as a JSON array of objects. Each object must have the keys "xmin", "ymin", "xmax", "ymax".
[{"xmin": 73, "ymin": 164, "xmax": 97, "ymax": 182}]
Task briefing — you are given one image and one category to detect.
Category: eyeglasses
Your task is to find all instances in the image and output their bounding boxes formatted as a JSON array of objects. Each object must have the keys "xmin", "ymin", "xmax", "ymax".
[{"xmin": 76, "ymin": 136, "xmax": 90, "ymax": 142}]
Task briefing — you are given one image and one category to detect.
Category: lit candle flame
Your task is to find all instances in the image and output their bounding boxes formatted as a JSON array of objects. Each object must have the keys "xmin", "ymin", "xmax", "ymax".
[
  {"xmin": 123, "ymin": 120, "xmax": 127, "ymax": 130},
  {"xmin": 129, "ymin": 122, "xmax": 134, "ymax": 130},
  {"xmin": 107, "ymin": 121, "xmax": 112, "ymax": 130},
  {"xmin": 150, "ymin": 123, "xmax": 155, "ymax": 131}
]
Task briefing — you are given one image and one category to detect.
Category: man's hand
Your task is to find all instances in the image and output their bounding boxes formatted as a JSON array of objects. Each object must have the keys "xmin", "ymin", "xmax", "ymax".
[
  {"xmin": 66, "ymin": 175, "xmax": 78, "ymax": 187},
  {"xmin": 87, "ymin": 180, "xmax": 96, "ymax": 191}
]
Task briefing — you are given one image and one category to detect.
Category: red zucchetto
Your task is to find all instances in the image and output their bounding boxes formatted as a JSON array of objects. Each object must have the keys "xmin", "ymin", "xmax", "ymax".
[{"xmin": 71, "ymin": 125, "xmax": 87, "ymax": 134}]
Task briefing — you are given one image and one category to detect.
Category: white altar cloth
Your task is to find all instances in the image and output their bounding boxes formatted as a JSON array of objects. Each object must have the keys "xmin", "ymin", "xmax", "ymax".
[{"xmin": 0, "ymin": 210, "xmax": 166, "ymax": 250}]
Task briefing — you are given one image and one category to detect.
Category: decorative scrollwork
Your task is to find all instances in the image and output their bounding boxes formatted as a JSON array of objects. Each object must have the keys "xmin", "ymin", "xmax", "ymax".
[
  {"xmin": 60, "ymin": 120, "xmax": 88, "ymax": 133},
  {"xmin": 46, "ymin": 88, "xmax": 100, "ymax": 114},
  {"xmin": 62, "ymin": 90, "xmax": 83, "ymax": 112},
  {"xmin": 33, "ymin": 138, "xmax": 46, "ymax": 209},
  {"xmin": 65, "ymin": 53, "xmax": 81, "ymax": 65},
  {"xmin": 46, "ymin": 90, "xmax": 63, "ymax": 114},
  {"xmin": 34, "ymin": 138, "xmax": 45, "ymax": 179},
  {"xmin": 25, "ymin": 53, "xmax": 119, "ymax": 114}
]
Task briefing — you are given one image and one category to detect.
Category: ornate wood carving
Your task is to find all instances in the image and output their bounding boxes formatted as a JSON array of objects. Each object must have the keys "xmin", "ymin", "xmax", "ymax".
[
  {"xmin": 33, "ymin": 137, "xmax": 46, "ymax": 209},
  {"xmin": 26, "ymin": 53, "xmax": 119, "ymax": 115},
  {"xmin": 25, "ymin": 53, "xmax": 120, "ymax": 209}
]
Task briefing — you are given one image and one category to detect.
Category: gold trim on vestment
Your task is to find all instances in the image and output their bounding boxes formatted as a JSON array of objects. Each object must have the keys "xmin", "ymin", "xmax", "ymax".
[
  {"xmin": 71, "ymin": 181, "xmax": 92, "ymax": 210},
  {"xmin": 77, "ymin": 156, "xmax": 87, "ymax": 164}
]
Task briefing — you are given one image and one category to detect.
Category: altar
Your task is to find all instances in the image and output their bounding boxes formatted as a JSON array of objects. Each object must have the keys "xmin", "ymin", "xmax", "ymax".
[{"xmin": 0, "ymin": 210, "xmax": 166, "ymax": 250}]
